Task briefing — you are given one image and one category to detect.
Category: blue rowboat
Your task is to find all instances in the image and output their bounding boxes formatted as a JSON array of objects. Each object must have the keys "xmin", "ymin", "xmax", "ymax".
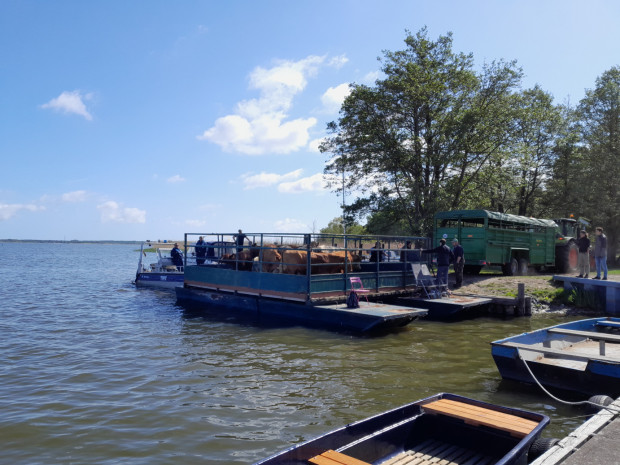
[
  {"xmin": 491, "ymin": 317, "xmax": 620, "ymax": 396},
  {"xmin": 254, "ymin": 393, "xmax": 549, "ymax": 465}
]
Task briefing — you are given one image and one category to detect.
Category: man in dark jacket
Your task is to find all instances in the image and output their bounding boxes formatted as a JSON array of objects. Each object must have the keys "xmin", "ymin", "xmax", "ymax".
[
  {"xmin": 171, "ymin": 243, "xmax": 184, "ymax": 271},
  {"xmin": 593, "ymin": 227, "xmax": 608, "ymax": 280},
  {"xmin": 420, "ymin": 239, "xmax": 454, "ymax": 289},
  {"xmin": 195, "ymin": 236, "xmax": 207, "ymax": 265}
]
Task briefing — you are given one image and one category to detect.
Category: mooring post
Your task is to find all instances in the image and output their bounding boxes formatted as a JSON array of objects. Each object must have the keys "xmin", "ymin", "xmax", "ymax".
[{"xmin": 516, "ymin": 283, "xmax": 525, "ymax": 316}]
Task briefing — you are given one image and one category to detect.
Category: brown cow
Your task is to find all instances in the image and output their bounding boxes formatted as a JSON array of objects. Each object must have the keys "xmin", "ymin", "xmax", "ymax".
[
  {"xmin": 281, "ymin": 250, "xmax": 362, "ymax": 275},
  {"xmin": 261, "ymin": 247, "xmax": 282, "ymax": 273}
]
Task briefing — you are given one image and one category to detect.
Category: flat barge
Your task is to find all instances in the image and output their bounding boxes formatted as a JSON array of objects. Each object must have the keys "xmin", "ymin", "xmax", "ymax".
[{"xmin": 175, "ymin": 232, "xmax": 431, "ymax": 334}]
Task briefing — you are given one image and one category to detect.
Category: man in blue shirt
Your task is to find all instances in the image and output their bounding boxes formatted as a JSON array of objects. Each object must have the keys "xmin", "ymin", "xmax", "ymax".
[{"xmin": 451, "ymin": 239, "xmax": 465, "ymax": 289}]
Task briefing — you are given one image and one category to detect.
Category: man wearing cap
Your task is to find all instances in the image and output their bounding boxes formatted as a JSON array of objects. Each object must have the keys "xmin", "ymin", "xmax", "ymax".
[
  {"xmin": 576, "ymin": 230, "xmax": 590, "ymax": 278},
  {"xmin": 452, "ymin": 239, "xmax": 465, "ymax": 289}
]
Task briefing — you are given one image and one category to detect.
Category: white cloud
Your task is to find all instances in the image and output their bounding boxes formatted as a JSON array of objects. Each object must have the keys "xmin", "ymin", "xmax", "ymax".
[
  {"xmin": 198, "ymin": 55, "xmax": 344, "ymax": 155},
  {"xmin": 0, "ymin": 203, "xmax": 44, "ymax": 221},
  {"xmin": 167, "ymin": 174, "xmax": 185, "ymax": 183},
  {"xmin": 278, "ymin": 173, "xmax": 327, "ymax": 194},
  {"xmin": 362, "ymin": 71, "xmax": 383, "ymax": 84},
  {"xmin": 240, "ymin": 169, "xmax": 303, "ymax": 189},
  {"xmin": 185, "ymin": 219, "xmax": 206, "ymax": 228},
  {"xmin": 61, "ymin": 190, "xmax": 88, "ymax": 203},
  {"xmin": 328, "ymin": 55, "xmax": 349, "ymax": 68},
  {"xmin": 41, "ymin": 90, "xmax": 93, "ymax": 121},
  {"xmin": 308, "ymin": 137, "xmax": 325, "ymax": 153},
  {"xmin": 321, "ymin": 83, "xmax": 351, "ymax": 113},
  {"xmin": 97, "ymin": 201, "xmax": 146, "ymax": 224},
  {"xmin": 273, "ymin": 218, "xmax": 310, "ymax": 233}
]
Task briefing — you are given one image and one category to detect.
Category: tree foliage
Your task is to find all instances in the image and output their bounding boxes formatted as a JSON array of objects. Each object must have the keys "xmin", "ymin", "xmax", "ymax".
[{"xmin": 321, "ymin": 28, "xmax": 619, "ymax": 260}]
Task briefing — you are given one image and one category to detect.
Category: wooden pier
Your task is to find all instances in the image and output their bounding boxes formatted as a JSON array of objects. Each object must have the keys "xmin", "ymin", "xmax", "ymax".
[{"xmin": 531, "ymin": 398, "xmax": 620, "ymax": 465}]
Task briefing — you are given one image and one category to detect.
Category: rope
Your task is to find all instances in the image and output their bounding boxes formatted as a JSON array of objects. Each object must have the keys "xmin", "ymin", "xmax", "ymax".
[{"xmin": 518, "ymin": 352, "xmax": 620, "ymax": 414}]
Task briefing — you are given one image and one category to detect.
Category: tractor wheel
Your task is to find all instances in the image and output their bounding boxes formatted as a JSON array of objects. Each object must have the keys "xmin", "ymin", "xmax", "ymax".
[
  {"xmin": 518, "ymin": 258, "xmax": 529, "ymax": 276},
  {"xmin": 556, "ymin": 241, "xmax": 579, "ymax": 273},
  {"xmin": 503, "ymin": 258, "xmax": 519, "ymax": 276}
]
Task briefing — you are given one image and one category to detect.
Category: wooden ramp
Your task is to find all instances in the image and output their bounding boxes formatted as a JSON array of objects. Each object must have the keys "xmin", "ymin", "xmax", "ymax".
[
  {"xmin": 422, "ymin": 398, "xmax": 538, "ymax": 438},
  {"xmin": 380, "ymin": 439, "xmax": 494, "ymax": 465}
]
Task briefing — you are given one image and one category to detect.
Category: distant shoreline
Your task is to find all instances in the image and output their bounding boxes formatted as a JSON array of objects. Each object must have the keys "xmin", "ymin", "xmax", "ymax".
[{"xmin": 0, "ymin": 239, "xmax": 142, "ymax": 245}]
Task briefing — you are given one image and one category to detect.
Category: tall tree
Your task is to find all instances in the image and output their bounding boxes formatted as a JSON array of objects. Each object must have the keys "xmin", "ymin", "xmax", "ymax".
[
  {"xmin": 510, "ymin": 86, "xmax": 565, "ymax": 216},
  {"xmin": 577, "ymin": 66, "xmax": 620, "ymax": 263},
  {"xmin": 321, "ymin": 28, "xmax": 522, "ymax": 235}
]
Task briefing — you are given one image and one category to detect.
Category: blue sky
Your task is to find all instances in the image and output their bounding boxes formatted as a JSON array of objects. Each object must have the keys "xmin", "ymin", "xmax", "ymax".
[{"xmin": 1, "ymin": 0, "xmax": 619, "ymax": 240}]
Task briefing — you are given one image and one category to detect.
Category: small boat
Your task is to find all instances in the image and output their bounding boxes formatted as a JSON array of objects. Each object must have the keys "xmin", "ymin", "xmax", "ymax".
[
  {"xmin": 491, "ymin": 317, "xmax": 620, "ymax": 396},
  {"xmin": 135, "ymin": 240, "xmax": 235, "ymax": 289},
  {"xmin": 254, "ymin": 393, "xmax": 549, "ymax": 465}
]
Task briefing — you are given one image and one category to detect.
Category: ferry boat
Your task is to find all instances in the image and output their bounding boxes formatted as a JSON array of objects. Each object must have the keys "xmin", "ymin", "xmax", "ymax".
[
  {"xmin": 491, "ymin": 317, "xmax": 620, "ymax": 396},
  {"xmin": 135, "ymin": 239, "xmax": 235, "ymax": 289},
  {"xmin": 254, "ymin": 392, "xmax": 550, "ymax": 465},
  {"xmin": 175, "ymin": 232, "xmax": 430, "ymax": 334}
]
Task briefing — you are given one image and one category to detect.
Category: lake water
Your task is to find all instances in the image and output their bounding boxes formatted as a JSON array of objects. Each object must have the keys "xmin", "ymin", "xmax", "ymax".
[{"xmin": 0, "ymin": 242, "xmax": 593, "ymax": 464}]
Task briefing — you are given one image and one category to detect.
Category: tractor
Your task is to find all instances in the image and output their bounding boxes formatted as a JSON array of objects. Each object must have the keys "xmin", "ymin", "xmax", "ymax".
[{"xmin": 553, "ymin": 216, "xmax": 590, "ymax": 273}]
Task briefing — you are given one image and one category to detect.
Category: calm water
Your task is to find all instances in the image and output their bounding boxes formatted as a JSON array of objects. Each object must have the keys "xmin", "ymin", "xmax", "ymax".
[{"xmin": 0, "ymin": 243, "xmax": 593, "ymax": 464}]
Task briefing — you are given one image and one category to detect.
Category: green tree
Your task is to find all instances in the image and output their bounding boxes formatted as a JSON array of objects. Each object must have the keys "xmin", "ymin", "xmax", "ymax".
[
  {"xmin": 577, "ymin": 67, "xmax": 620, "ymax": 263},
  {"xmin": 320, "ymin": 217, "xmax": 367, "ymax": 235},
  {"xmin": 322, "ymin": 28, "xmax": 522, "ymax": 235}
]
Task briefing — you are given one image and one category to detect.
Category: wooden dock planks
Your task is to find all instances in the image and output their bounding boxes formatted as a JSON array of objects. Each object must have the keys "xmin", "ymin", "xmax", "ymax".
[
  {"xmin": 380, "ymin": 439, "xmax": 493, "ymax": 465},
  {"xmin": 421, "ymin": 398, "xmax": 538, "ymax": 438}
]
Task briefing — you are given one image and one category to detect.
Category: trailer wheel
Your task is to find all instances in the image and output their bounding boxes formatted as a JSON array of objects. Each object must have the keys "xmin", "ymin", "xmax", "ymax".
[
  {"xmin": 518, "ymin": 258, "xmax": 529, "ymax": 276},
  {"xmin": 503, "ymin": 258, "xmax": 519, "ymax": 276}
]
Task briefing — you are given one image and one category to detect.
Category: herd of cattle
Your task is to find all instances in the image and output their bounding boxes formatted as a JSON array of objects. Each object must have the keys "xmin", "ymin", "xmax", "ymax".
[{"xmin": 220, "ymin": 245, "xmax": 363, "ymax": 275}]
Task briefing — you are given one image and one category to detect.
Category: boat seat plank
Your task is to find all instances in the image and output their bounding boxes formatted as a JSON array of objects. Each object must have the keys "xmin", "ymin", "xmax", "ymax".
[
  {"xmin": 309, "ymin": 449, "xmax": 371, "ymax": 465},
  {"xmin": 502, "ymin": 341, "xmax": 620, "ymax": 363},
  {"xmin": 596, "ymin": 321, "xmax": 620, "ymax": 329},
  {"xmin": 548, "ymin": 327, "xmax": 620, "ymax": 343},
  {"xmin": 421, "ymin": 398, "xmax": 537, "ymax": 438}
]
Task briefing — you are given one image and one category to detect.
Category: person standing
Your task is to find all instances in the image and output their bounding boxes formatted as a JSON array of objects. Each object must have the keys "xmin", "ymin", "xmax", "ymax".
[
  {"xmin": 170, "ymin": 243, "xmax": 184, "ymax": 271},
  {"xmin": 451, "ymin": 239, "xmax": 464, "ymax": 289},
  {"xmin": 420, "ymin": 239, "xmax": 454, "ymax": 290},
  {"xmin": 195, "ymin": 236, "xmax": 207, "ymax": 265},
  {"xmin": 576, "ymin": 230, "xmax": 590, "ymax": 278},
  {"xmin": 593, "ymin": 227, "xmax": 608, "ymax": 280},
  {"xmin": 233, "ymin": 229, "xmax": 247, "ymax": 253}
]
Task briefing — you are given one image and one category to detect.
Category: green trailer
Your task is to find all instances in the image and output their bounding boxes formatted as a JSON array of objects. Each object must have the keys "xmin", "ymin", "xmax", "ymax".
[{"xmin": 434, "ymin": 210, "xmax": 557, "ymax": 276}]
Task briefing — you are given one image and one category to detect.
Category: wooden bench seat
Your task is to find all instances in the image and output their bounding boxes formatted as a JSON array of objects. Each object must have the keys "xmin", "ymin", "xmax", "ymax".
[
  {"xmin": 548, "ymin": 327, "xmax": 620, "ymax": 343},
  {"xmin": 421, "ymin": 398, "xmax": 538, "ymax": 438},
  {"xmin": 309, "ymin": 449, "xmax": 370, "ymax": 465},
  {"xmin": 501, "ymin": 341, "xmax": 620, "ymax": 363}
]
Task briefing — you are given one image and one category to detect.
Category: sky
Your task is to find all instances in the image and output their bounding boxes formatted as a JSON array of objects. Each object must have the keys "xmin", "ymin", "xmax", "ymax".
[{"xmin": 1, "ymin": 0, "xmax": 619, "ymax": 241}]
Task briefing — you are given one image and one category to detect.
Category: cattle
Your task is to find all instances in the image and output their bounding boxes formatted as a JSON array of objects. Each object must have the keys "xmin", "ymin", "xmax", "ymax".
[
  {"xmin": 261, "ymin": 247, "xmax": 282, "ymax": 273},
  {"xmin": 220, "ymin": 251, "xmax": 254, "ymax": 271},
  {"xmin": 281, "ymin": 250, "xmax": 362, "ymax": 275}
]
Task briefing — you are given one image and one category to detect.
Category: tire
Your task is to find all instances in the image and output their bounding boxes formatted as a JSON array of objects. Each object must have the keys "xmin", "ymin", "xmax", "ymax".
[
  {"xmin": 503, "ymin": 258, "xmax": 518, "ymax": 276},
  {"xmin": 528, "ymin": 438, "xmax": 560, "ymax": 460},
  {"xmin": 556, "ymin": 241, "xmax": 579, "ymax": 273},
  {"xmin": 518, "ymin": 258, "xmax": 529, "ymax": 276}
]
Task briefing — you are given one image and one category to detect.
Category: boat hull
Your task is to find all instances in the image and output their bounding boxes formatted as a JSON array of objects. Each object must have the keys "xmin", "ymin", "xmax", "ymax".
[
  {"xmin": 491, "ymin": 317, "xmax": 620, "ymax": 396},
  {"xmin": 135, "ymin": 272, "xmax": 184, "ymax": 289},
  {"xmin": 254, "ymin": 393, "xmax": 549, "ymax": 465}
]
